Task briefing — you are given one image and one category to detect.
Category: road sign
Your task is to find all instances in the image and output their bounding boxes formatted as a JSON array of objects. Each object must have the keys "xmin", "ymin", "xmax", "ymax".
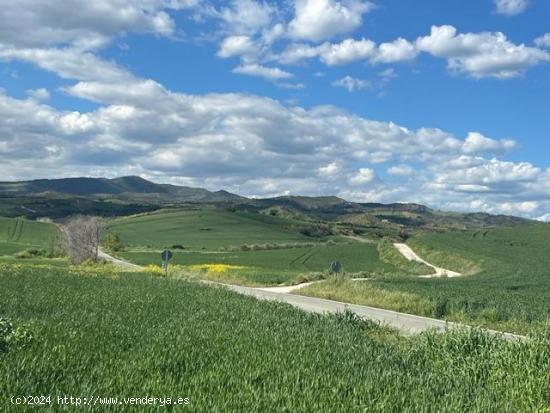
[
  {"xmin": 161, "ymin": 250, "xmax": 173, "ymax": 262},
  {"xmin": 161, "ymin": 250, "xmax": 173, "ymax": 275},
  {"xmin": 329, "ymin": 260, "xmax": 342, "ymax": 275}
]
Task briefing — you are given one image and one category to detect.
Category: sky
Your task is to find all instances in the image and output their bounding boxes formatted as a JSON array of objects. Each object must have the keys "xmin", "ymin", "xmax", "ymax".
[{"xmin": 1, "ymin": 0, "xmax": 550, "ymax": 219}]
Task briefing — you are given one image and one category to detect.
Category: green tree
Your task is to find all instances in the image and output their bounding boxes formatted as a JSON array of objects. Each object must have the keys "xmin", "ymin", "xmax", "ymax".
[{"xmin": 104, "ymin": 231, "xmax": 123, "ymax": 252}]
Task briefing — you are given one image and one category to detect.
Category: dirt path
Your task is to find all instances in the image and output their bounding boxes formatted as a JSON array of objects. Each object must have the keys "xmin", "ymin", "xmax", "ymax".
[
  {"xmin": 393, "ymin": 243, "xmax": 461, "ymax": 277},
  {"xmin": 258, "ymin": 277, "xmax": 372, "ymax": 294},
  {"xmin": 98, "ymin": 248, "xmax": 142, "ymax": 270}
]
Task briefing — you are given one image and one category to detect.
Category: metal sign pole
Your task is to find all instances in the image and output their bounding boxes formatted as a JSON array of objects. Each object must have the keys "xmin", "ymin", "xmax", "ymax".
[{"xmin": 161, "ymin": 250, "xmax": 173, "ymax": 276}]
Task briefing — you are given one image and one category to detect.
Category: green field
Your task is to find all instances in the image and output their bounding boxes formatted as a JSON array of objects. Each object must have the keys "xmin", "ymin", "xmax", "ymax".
[
  {"xmin": 120, "ymin": 243, "xmax": 401, "ymax": 285},
  {"xmin": 0, "ymin": 217, "xmax": 59, "ymax": 256},
  {"xmin": 108, "ymin": 209, "xmax": 319, "ymax": 250},
  {"xmin": 1, "ymin": 264, "xmax": 549, "ymax": 412},
  {"xmin": 301, "ymin": 224, "xmax": 550, "ymax": 334}
]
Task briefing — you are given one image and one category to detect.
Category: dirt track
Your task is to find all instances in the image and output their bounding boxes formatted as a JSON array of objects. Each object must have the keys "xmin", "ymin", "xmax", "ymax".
[{"xmin": 393, "ymin": 243, "xmax": 462, "ymax": 277}]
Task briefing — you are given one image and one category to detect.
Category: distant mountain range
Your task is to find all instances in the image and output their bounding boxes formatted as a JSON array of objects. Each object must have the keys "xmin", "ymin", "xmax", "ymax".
[
  {"xmin": 0, "ymin": 176, "xmax": 244, "ymax": 203},
  {"xmin": 0, "ymin": 176, "xmax": 531, "ymax": 230}
]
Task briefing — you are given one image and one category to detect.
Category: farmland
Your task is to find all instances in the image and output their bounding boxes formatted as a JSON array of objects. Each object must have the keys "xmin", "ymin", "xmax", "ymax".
[
  {"xmin": 119, "ymin": 243, "xmax": 401, "ymax": 285},
  {"xmin": 0, "ymin": 217, "xmax": 59, "ymax": 257},
  {"xmin": 2, "ymin": 263, "xmax": 550, "ymax": 412},
  {"xmin": 107, "ymin": 209, "xmax": 320, "ymax": 250},
  {"xmin": 301, "ymin": 224, "xmax": 550, "ymax": 334}
]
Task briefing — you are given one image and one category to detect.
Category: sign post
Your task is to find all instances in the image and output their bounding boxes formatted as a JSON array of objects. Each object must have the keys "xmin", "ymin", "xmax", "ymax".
[
  {"xmin": 161, "ymin": 249, "xmax": 173, "ymax": 276},
  {"xmin": 329, "ymin": 260, "xmax": 342, "ymax": 276}
]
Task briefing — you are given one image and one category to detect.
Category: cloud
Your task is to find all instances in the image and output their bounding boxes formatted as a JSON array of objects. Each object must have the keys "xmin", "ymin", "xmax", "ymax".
[
  {"xmin": 232, "ymin": 63, "xmax": 293, "ymax": 80},
  {"xmin": 349, "ymin": 168, "xmax": 376, "ymax": 185},
  {"xmin": 318, "ymin": 162, "xmax": 341, "ymax": 177},
  {"xmin": 218, "ymin": 35, "xmax": 257, "ymax": 58},
  {"xmin": 462, "ymin": 132, "xmax": 516, "ymax": 154},
  {"xmin": 535, "ymin": 33, "xmax": 550, "ymax": 48},
  {"xmin": 494, "ymin": 0, "xmax": 529, "ymax": 16},
  {"xmin": 319, "ymin": 38, "xmax": 376, "ymax": 65},
  {"xmin": 387, "ymin": 165, "xmax": 414, "ymax": 176},
  {"xmin": 0, "ymin": 0, "xmax": 198, "ymax": 49},
  {"xmin": 219, "ymin": 0, "xmax": 275, "ymax": 34},
  {"xmin": 372, "ymin": 38, "xmax": 418, "ymax": 63},
  {"xmin": 288, "ymin": 0, "xmax": 375, "ymax": 41},
  {"xmin": 416, "ymin": 25, "xmax": 549, "ymax": 78},
  {"xmin": 275, "ymin": 25, "xmax": 549, "ymax": 80},
  {"xmin": 332, "ymin": 75, "xmax": 371, "ymax": 92},
  {"xmin": 0, "ymin": 46, "xmax": 132, "ymax": 83},
  {"xmin": 26, "ymin": 88, "xmax": 50, "ymax": 101}
]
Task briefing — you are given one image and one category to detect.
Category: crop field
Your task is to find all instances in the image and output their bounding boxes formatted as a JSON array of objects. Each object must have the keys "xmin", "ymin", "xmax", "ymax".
[
  {"xmin": 0, "ymin": 217, "xmax": 59, "ymax": 256},
  {"xmin": 119, "ymin": 243, "xmax": 401, "ymax": 285},
  {"xmin": 108, "ymin": 209, "xmax": 319, "ymax": 250},
  {"xmin": 301, "ymin": 224, "xmax": 550, "ymax": 334},
  {"xmin": 1, "ymin": 263, "xmax": 550, "ymax": 412}
]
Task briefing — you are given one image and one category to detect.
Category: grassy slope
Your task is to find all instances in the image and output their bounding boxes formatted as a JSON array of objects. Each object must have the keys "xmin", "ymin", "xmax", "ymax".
[
  {"xmin": 0, "ymin": 217, "xmax": 58, "ymax": 255},
  {"xmin": 108, "ymin": 210, "xmax": 314, "ymax": 250},
  {"xmin": 302, "ymin": 224, "xmax": 550, "ymax": 334},
  {"xmin": 1, "ymin": 264, "xmax": 550, "ymax": 412}
]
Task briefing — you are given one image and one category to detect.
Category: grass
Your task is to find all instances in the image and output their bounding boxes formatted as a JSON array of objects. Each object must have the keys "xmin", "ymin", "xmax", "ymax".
[
  {"xmin": 119, "ymin": 243, "xmax": 402, "ymax": 286},
  {"xmin": 1, "ymin": 263, "xmax": 550, "ymax": 412},
  {"xmin": 108, "ymin": 209, "xmax": 317, "ymax": 250},
  {"xmin": 0, "ymin": 217, "xmax": 59, "ymax": 257},
  {"xmin": 300, "ymin": 277, "xmax": 434, "ymax": 316},
  {"xmin": 302, "ymin": 224, "xmax": 550, "ymax": 334}
]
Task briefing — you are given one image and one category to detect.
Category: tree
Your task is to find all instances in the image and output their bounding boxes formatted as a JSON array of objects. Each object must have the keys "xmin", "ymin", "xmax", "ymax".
[
  {"xmin": 62, "ymin": 216, "xmax": 104, "ymax": 264},
  {"xmin": 104, "ymin": 231, "xmax": 123, "ymax": 252}
]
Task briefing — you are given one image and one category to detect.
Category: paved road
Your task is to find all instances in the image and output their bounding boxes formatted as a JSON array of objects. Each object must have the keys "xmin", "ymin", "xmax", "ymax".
[
  {"xmin": 99, "ymin": 248, "xmax": 524, "ymax": 341},
  {"xmin": 220, "ymin": 283, "xmax": 525, "ymax": 341}
]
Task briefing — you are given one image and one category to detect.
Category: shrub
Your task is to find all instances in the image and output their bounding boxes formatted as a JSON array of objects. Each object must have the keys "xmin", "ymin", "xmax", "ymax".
[
  {"xmin": 15, "ymin": 248, "xmax": 45, "ymax": 259},
  {"xmin": 433, "ymin": 296, "xmax": 449, "ymax": 319},
  {"xmin": 104, "ymin": 231, "xmax": 123, "ymax": 252},
  {"xmin": 298, "ymin": 224, "xmax": 333, "ymax": 238}
]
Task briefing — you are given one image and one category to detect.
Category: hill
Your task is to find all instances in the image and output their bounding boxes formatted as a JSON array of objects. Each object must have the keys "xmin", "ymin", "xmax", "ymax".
[
  {"xmin": 0, "ymin": 176, "xmax": 244, "ymax": 203},
  {"xmin": 0, "ymin": 217, "xmax": 60, "ymax": 256},
  {"xmin": 0, "ymin": 176, "xmax": 532, "ymax": 232}
]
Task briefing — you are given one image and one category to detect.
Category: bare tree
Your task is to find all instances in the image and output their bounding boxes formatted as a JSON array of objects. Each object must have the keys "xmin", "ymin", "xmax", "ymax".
[{"xmin": 62, "ymin": 216, "xmax": 104, "ymax": 264}]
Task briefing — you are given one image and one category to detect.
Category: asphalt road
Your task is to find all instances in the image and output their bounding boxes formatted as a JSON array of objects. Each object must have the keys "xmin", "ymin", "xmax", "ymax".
[
  {"xmin": 221, "ymin": 283, "xmax": 525, "ymax": 341},
  {"xmin": 99, "ymin": 248, "xmax": 525, "ymax": 341}
]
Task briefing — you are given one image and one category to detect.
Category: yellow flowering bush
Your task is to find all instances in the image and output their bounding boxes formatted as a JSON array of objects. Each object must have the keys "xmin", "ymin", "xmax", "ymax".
[
  {"xmin": 143, "ymin": 264, "xmax": 165, "ymax": 275},
  {"xmin": 188, "ymin": 263, "xmax": 246, "ymax": 274}
]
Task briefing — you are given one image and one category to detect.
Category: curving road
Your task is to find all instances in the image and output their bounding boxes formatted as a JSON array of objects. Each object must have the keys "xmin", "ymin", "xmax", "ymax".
[
  {"xmin": 99, "ymin": 248, "xmax": 523, "ymax": 341},
  {"xmin": 221, "ymin": 283, "xmax": 524, "ymax": 341}
]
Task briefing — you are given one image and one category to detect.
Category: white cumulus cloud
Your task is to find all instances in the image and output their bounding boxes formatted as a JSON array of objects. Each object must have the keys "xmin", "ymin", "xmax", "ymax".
[
  {"xmin": 288, "ymin": 0, "xmax": 375, "ymax": 41},
  {"xmin": 494, "ymin": 0, "xmax": 529, "ymax": 16}
]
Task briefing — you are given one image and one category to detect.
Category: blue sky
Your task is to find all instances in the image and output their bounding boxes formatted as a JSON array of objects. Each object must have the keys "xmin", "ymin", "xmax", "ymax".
[{"xmin": 1, "ymin": 0, "xmax": 550, "ymax": 218}]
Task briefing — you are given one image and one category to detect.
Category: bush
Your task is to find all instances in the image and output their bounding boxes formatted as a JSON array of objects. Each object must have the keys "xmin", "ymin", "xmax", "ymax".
[
  {"xmin": 15, "ymin": 248, "xmax": 46, "ymax": 259},
  {"xmin": 104, "ymin": 231, "xmax": 123, "ymax": 252},
  {"xmin": 433, "ymin": 296, "xmax": 449, "ymax": 319},
  {"xmin": 298, "ymin": 224, "xmax": 333, "ymax": 238}
]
